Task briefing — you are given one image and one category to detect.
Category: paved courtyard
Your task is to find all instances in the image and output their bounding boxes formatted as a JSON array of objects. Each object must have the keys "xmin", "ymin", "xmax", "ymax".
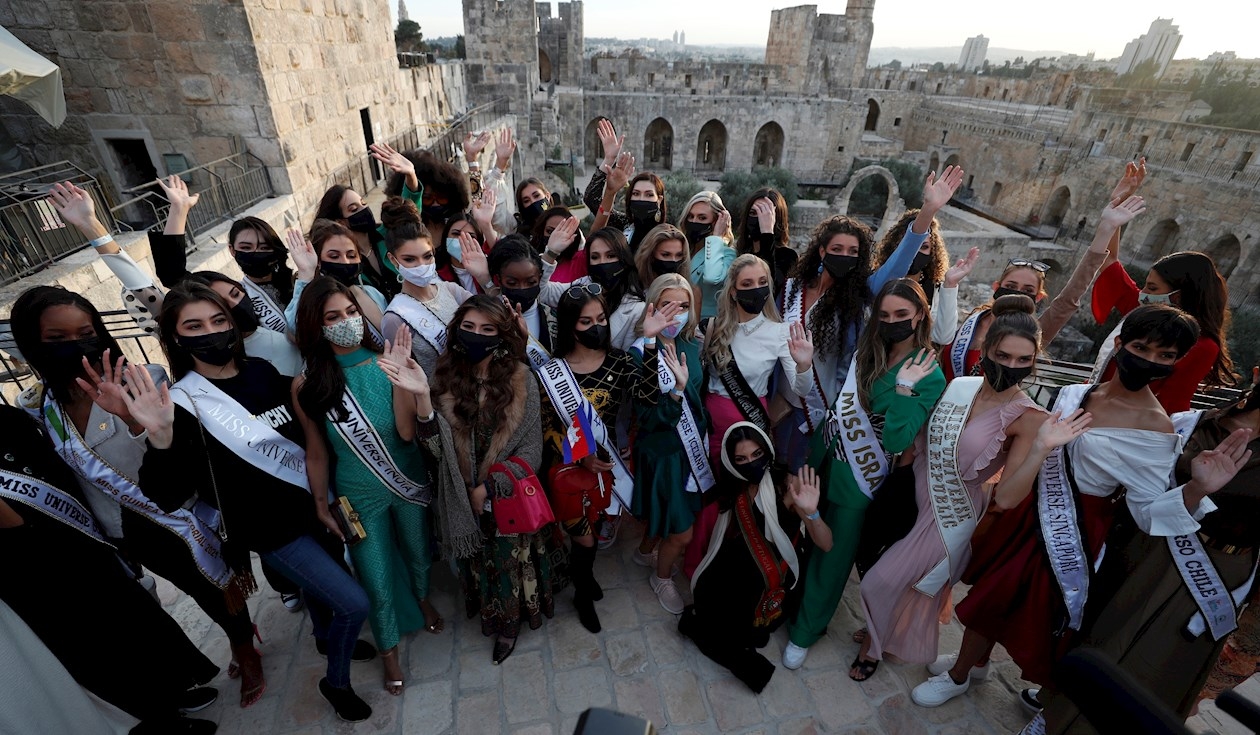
[{"xmin": 162, "ymin": 516, "xmax": 1250, "ymax": 735}]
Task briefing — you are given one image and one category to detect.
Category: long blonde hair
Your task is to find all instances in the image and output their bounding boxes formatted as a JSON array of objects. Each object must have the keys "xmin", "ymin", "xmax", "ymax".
[
  {"xmin": 704, "ymin": 254, "xmax": 782, "ymax": 371},
  {"xmin": 635, "ymin": 273, "xmax": 699, "ymax": 341},
  {"xmin": 677, "ymin": 191, "xmax": 733, "ymax": 252},
  {"xmin": 855, "ymin": 278, "xmax": 933, "ymax": 409},
  {"xmin": 633, "ymin": 224, "xmax": 692, "ymax": 288}
]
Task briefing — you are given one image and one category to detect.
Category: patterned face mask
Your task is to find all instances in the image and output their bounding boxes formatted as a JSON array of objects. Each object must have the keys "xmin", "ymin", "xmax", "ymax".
[{"xmin": 322, "ymin": 315, "xmax": 364, "ymax": 347}]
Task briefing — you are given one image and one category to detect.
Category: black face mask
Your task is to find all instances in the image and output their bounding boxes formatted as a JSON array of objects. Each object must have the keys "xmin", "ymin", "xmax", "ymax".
[
  {"xmin": 179, "ymin": 329, "xmax": 238, "ymax": 367},
  {"xmin": 229, "ymin": 299, "xmax": 259, "ymax": 333},
  {"xmin": 1114, "ymin": 347, "xmax": 1175, "ymax": 392},
  {"xmin": 588, "ymin": 262, "xmax": 625, "ymax": 286},
  {"xmin": 992, "ymin": 286, "xmax": 1027, "ymax": 302},
  {"xmin": 421, "ymin": 204, "xmax": 449, "ymax": 224},
  {"xmin": 502, "ymin": 285, "xmax": 542, "ymax": 312},
  {"xmin": 574, "ymin": 324, "xmax": 610, "ymax": 351},
  {"xmin": 653, "ymin": 258, "xmax": 683, "ymax": 276},
  {"xmin": 38, "ymin": 337, "xmax": 106, "ymax": 385},
  {"xmin": 455, "ymin": 329, "xmax": 502, "ymax": 363},
  {"xmin": 981, "ymin": 355, "xmax": 1033, "ymax": 392},
  {"xmin": 321, "ymin": 261, "xmax": 361, "ymax": 287},
  {"xmin": 908, "ymin": 251, "xmax": 932, "ymax": 276},
  {"xmin": 234, "ymin": 250, "xmax": 280, "ymax": 279},
  {"xmin": 734, "ymin": 286, "xmax": 771, "ymax": 315},
  {"xmin": 346, "ymin": 207, "xmax": 377, "ymax": 234},
  {"xmin": 823, "ymin": 253, "xmax": 859, "ymax": 281},
  {"xmin": 684, "ymin": 221, "xmax": 713, "ymax": 246},
  {"xmin": 878, "ymin": 318, "xmax": 916, "ymax": 345},
  {"xmin": 736, "ymin": 455, "xmax": 770, "ymax": 485},
  {"xmin": 629, "ymin": 200, "xmax": 661, "ymax": 223},
  {"xmin": 520, "ymin": 200, "xmax": 550, "ymax": 225}
]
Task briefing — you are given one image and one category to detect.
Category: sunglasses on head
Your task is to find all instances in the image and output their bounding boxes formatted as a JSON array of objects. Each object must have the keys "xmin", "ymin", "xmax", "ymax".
[
  {"xmin": 564, "ymin": 282, "xmax": 603, "ymax": 301},
  {"xmin": 1007, "ymin": 258, "xmax": 1050, "ymax": 273}
]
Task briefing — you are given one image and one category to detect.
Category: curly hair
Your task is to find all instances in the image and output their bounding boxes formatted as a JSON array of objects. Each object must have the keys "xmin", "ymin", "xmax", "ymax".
[
  {"xmin": 433, "ymin": 295, "xmax": 528, "ymax": 434},
  {"xmin": 854, "ymin": 278, "xmax": 934, "ymax": 409},
  {"xmin": 384, "ymin": 149, "xmax": 471, "ymax": 216},
  {"xmin": 872, "ymin": 209, "xmax": 948, "ymax": 289},
  {"xmin": 785, "ymin": 215, "xmax": 875, "ymax": 360}
]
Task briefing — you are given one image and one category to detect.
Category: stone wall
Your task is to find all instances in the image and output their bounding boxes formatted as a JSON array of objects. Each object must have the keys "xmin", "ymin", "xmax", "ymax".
[
  {"xmin": 537, "ymin": 2, "xmax": 582, "ymax": 86},
  {"xmin": 463, "ymin": 0, "xmax": 540, "ymax": 115}
]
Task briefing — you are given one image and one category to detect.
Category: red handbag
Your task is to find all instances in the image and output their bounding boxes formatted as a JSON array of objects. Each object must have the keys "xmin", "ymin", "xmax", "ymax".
[
  {"xmin": 488, "ymin": 457, "xmax": 555, "ymax": 534},
  {"xmin": 547, "ymin": 463, "xmax": 614, "ymax": 526}
]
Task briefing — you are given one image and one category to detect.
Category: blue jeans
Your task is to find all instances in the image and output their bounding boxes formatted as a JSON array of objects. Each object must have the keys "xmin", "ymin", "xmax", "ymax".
[{"xmin": 260, "ymin": 534, "xmax": 369, "ymax": 688}]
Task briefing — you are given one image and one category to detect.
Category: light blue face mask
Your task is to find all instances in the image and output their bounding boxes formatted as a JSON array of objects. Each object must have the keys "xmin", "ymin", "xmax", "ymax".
[
  {"xmin": 446, "ymin": 237, "xmax": 464, "ymax": 263},
  {"xmin": 661, "ymin": 310, "xmax": 689, "ymax": 339},
  {"xmin": 1139, "ymin": 289, "xmax": 1179, "ymax": 305}
]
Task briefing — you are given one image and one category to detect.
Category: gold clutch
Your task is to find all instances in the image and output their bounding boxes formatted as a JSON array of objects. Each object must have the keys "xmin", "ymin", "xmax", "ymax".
[{"xmin": 331, "ymin": 495, "xmax": 366, "ymax": 545}]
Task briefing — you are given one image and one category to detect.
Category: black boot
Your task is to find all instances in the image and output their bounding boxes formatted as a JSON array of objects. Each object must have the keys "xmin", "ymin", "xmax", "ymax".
[{"xmin": 570, "ymin": 543, "xmax": 602, "ymax": 633}]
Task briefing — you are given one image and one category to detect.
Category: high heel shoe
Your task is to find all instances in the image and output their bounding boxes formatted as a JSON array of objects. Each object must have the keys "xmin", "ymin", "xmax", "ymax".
[
  {"xmin": 229, "ymin": 639, "xmax": 266, "ymax": 708},
  {"xmin": 227, "ymin": 625, "xmax": 263, "ymax": 682},
  {"xmin": 492, "ymin": 635, "xmax": 517, "ymax": 665}
]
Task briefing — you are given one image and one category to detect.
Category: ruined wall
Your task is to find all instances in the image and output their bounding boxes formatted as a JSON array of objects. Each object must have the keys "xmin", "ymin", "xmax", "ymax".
[
  {"xmin": 463, "ymin": 0, "xmax": 540, "ymax": 114},
  {"xmin": 764, "ymin": 6, "xmax": 817, "ymax": 93},
  {"xmin": 585, "ymin": 57, "xmax": 792, "ymax": 96},
  {"xmin": 537, "ymin": 2, "xmax": 583, "ymax": 86}
]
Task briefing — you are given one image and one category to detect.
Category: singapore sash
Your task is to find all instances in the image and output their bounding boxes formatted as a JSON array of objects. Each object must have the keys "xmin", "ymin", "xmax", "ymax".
[
  {"xmin": 386, "ymin": 293, "xmax": 448, "ymax": 353},
  {"xmin": 241, "ymin": 278, "xmax": 288, "ymax": 334},
  {"xmin": 0, "ymin": 467, "xmax": 109, "ymax": 546},
  {"xmin": 652, "ymin": 342, "xmax": 715, "ymax": 494},
  {"xmin": 950, "ymin": 309, "xmax": 985, "ymax": 379},
  {"xmin": 1037, "ymin": 383, "xmax": 1090, "ymax": 631},
  {"xmin": 330, "ymin": 389, "xmax": 432, "ymax": 505},
  {"xmin": 822, "ymin": 357, "xmax": 890, "ymax": 499}
]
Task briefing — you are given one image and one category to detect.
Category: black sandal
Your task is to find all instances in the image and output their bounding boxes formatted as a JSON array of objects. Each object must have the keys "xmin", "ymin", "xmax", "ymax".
[{"xmin": 849, "ymin": 655, "xmax": 879, "ymax": 682}]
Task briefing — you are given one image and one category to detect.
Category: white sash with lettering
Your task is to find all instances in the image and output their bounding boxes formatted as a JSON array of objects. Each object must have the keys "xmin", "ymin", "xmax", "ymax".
[
  {"xmin": 652, "ymin": 343, "xmax": 716, "ymax": 494},
  {"xmin": 386, "ymin": 293, "xmax": 448, "ymax": 352},
  {"xmin": 170, "ymin": 372, "xmax": 309, "ymax": 491},
  {"xmin": 42, "ymin": 394, "xmax": 232, "ymax": 586},
  {"xmin": 914, "ymin": 377, "xmax": 984, "ymax": 595},
  {"xmin": 538, "ymin": 358, "xmax": 633, "ymax": 513},
  {"xmin": 783, "ymin": 278, "xmax": 831, "ymax": 434},
  {"xmin": 950, "ymin": 310, "xmax": 985, "ymax": 379},
  {"xmin": 822, "ymin": 358, "xmax": 891, "ymax": 499},
  {"xmin": 330, "ymin": 389, "xmax": 432, "ymax": 505},
  {"xmin": 241, "ymin": 278, "xmax": 288, "ymax": 334},
  {"xmin": 525, "ymin": 337, "xmax": 551, "ymax": 372},
  {"xmin": 1089, "ymin": 320, "xmax": 1125, "ymax": 383},
  {"xmin": 0, "ymin": 467, "xmax": 109, "ymax": 546},
  {"xmin": 1037, "ymin": 383, "xmax": 1090, "ymax": 631}
]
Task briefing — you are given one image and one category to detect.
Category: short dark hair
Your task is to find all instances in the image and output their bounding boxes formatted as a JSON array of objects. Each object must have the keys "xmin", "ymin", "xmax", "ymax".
[
  {"xmin": 11, "ymin": 286, "xmax": 124, "ymax": 403},
  {"xmin": 1119, "ymin": 303, "xmax": 1200, "ymax": 358},
  {"xmin": 488, "ymin": 234, "xmax": 543, "ymax": 277}
]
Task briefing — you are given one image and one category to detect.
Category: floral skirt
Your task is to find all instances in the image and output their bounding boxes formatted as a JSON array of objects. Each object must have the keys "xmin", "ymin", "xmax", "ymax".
[{"xmin": 458, "ymin": 518, "xmax": 565, "ymax": 638}]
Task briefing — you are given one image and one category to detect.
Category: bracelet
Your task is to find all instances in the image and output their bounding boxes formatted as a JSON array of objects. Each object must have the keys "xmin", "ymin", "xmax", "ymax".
[
  {"xmin": 88, "ymin": 234, "xmax": 114, "ymax": 248},
  {"xmin": 467, "ymin": 161, "xmax": 480, "ymax": 169},
  {"xmin": 643, "ymin": 336, "xmax": 656, "ymax": 348},
  {"xmin": 805, "ymin": 510, "xmax": 821, "ymax": 521},
  {"xmin": 896, "ymin": 379, "xmax": 917, "ymax": 390}
]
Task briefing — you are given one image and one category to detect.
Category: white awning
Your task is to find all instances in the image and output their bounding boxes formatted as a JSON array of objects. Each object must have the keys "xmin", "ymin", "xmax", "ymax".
[{"xmin": 0, "ymin": 24, "xmax": 65, "ymax": 127}]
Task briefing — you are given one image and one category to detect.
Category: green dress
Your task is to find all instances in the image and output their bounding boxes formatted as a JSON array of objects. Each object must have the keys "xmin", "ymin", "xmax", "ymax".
[
  {"xmin": 326, "ymin": 349, "xmax": 431, "ymax": 650},
  {"xmin": 787, "ymin": 354, "xmax": 945, "ymax": 649}
]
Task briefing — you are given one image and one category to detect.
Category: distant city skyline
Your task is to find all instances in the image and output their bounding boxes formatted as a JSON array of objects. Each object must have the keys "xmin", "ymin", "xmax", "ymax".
[{"xmin": 407, "ymin": 1, "xmax": 1260, "ymax": 61}]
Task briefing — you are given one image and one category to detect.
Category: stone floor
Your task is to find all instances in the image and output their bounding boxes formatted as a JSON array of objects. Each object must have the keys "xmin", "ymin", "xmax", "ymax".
[{"xmin": 162, "ymin": 516, "xmax": 1252, "ymax": 735}]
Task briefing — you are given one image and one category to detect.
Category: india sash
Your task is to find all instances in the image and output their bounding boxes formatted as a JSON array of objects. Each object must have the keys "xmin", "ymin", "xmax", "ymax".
[
  {"xmin": 822, "ymin": 358, "xmax": 891, "ymax": 499},
  {"xmin": 0, "ymin": 467, "xmax": 109, "ymax": 546},
  {"xmin": 241, "ymin": 278, "xmax": 288, "ymax": 334},
  {"xmin": 330, "ymin": 389, "xmax": 431, "ymax": 505},
  {"xmin": 1037, "ymin": 383, "xmax": 1090, "ymax": 631}
]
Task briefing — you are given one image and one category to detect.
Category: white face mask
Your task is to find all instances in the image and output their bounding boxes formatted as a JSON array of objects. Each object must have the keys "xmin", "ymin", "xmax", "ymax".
[
  {"xmin": 1139, "ymin": 289, "xmax": 1179, "ymax": 305},
  {"xmin": 397, "ymin": 261, "xmax": 439, "ymax": 287},
  {"xmin": 661, "ymin": 310, "xmax": 689, "ymax": 339},
  {"xmin": 322, "ymin": 315, "xmax": 364, "ymax": 347}
]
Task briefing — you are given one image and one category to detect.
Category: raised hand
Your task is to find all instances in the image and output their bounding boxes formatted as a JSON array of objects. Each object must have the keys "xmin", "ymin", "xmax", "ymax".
[
  {"xmin": 287, "ymin": 228, "xmax": 319, "ymax": 281},
  {"xmin": 462, "ymin": 131, "xmax": 492, "ymax": 163},
  {"xmin": 494, "ymin": 128, "xmax": 516, "ymax": 169},
  {"xmin": 921, "ymin": 165, "xmax": 965, "ymax": 215},
  {"xmin": 943, "ymin": 246, "xmax": 981, "ymax": 288},
  {"xmin": 502, "ymin": 297, "xmax": 529, "ymax": 337},
  {"xmin": 713, "ymin": 209, "xmax": 732, "ymax": 239},
  {"xmin": 788, "ymin": 466, "xmax": 822, "ymax": 516},
  {"xmin": 155, "ymin": 175, "xmax": 200, "ymax": 212},
  {"xmin": 1110, "ymin": 157, "xmax": 1147, "ymax": 202},
  {"xmin": 606, "ymin": 151, "xmax": 636, "ymax": 191},
  {"xmin": 641, "ymin": 301, "xmax": 684, "ymax": 339},
  {"xmin": 752, "ymin": 198, "xmax": 777, "ymax": 235},
  {"xmin": 74, "ymin": 349, "xmax": 133, "ymax": 421},
  {"xmin": 1033, "ymin": 409, "xmax": 1093, "ymax": 453},
  {"xmin": 1188, "ymin": 428, "xmax": 1254, "ymax": 498},
  {"xmin": 1099, "ymin": 194, "xmax": 1146, "ymax": 231},
  {"xmin": 788, "ymin": 321, "xmax": 814, "ymax": 369},
  {"xmin": 895, "ymin": 348, "xmax": 938, "ymax": 388},
  {"xmin": 379, "ymin": 332, "xmax": 431, "ymax": 397},
  {"xmin": 471, "ymin": 187, "xmax": 497, "ymax": 228},
  {"xmin": 47, "ymin": 181, "xmax": 105, "ymax": 235},
  {"xmin": 597, "ymin": 119, "xmax": 624, "ymax": 169},
  {"xmin": 120, "ymin": 363, "xmax": 174, "ymax": 448},
  {"xmin": 370, "ymin": 142, "xmax": 416, "ymax": 178},
  {"xmin": 460, "ymin": 232, "xmax": 490, "ymax": 286},
  {"xmin": 660, "ymin": 341, "xmax": 689, "ymax": 387},
  {"xmin": 545, "ymin": 216, "xmax": 580, "ymax": 256}
]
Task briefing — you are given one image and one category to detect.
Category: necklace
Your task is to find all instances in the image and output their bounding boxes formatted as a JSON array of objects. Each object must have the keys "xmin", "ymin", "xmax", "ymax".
[{"xmin": 739, "ymin": 317, "xmax": 765, "ymax": 336}]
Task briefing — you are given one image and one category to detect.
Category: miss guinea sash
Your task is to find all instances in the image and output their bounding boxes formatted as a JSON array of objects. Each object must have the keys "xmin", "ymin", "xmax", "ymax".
[
  {"xmin": 652, "ymin": 343, "xmax": 716, "ymax": 494},
  {"xmin": 1037, "ymin": 383, "xmax": 1091, "ymax": 631},
  {"xmin": 950, "ymin": 309, "xmax": 986, "ymax": 379},
  {"xmin": 386, "ymin": 293, "xmax": 448, "ymax": 352},
  {"xmin": 0, "ymin": 467, "xmax": 109, "ymax": 546},
  {"xmin": 42, "ymin": 393, "xmax": 232, "ymax": 587},
  {"xmin": 537, "ymin": 357, "xmax": 633, "ymax": 513},
  {"xmin": 914, "ymin": 376, "xmax": 984, "ymax": 595},
  {"xmin": 330, "ymin": 388, "xmax": 432, "ymax": 506},
  {"xmin": 241, "ymin": 278, "xmax": 288, "ymax": 334},
  {"xmin": 822, "ymin": 357, "xmax": 891, "ymax": 499},
  {"xmin": 170, "ymin": 371, "xmax": 309, "ymax": 492},
  {"xmin": 782, "ymin": 278, "xmax": 831, "ymax": 434}
]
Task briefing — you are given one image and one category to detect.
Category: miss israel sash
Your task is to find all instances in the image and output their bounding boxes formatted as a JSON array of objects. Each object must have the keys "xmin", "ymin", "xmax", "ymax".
[
  {"xmin": 650, "ymin": 342, "xmax": 715, "ymax": 494},
  {"xmin": 822, "ymin": 357, "xmax": 891, "ymax": 499},
  {"xmin": 170, "ymin": 372, "xmax": 309, "ymax": 491},
  {"xmin": 0, "ymin": 467, "xmax": 109, "ymax": 546},
  {"xmin": 538, "ymin": 357, "xmax": 633, "ymax": 512},
  {"xmin": 386, "ymin": 293, "xmax": 448, "ymax": 352},
  {"xmin": 329, "ymin": 388, "xmax": 432, "ymax": 505},
  {"xmin": 41, "ymin": 394, "xmax": 231, "ymax": 586},
  {"xmin": 1037, "ymin": 383, "xmax": 1091, "ymax": 631},
  {"xmin": 241, "ymin": 278, "xmax": 288, "ymax": 334},
  {"xmin": 782, "ymin": 279, "xmax": 832, "ymax": 434},
  {"xmin": 914, "ymin": 377, "xmax": 984, "ymax": 595},
  {"xmin": 950, "ymin": 309, "xmax": 986, "ymax": 379}
]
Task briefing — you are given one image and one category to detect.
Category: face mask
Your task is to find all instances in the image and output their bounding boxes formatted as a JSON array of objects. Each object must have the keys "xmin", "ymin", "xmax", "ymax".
[
  {"xmin": 588, "ymin": 262, "xmax": 625, "ymax": 286},
  {"xmin": 229, "ymin": 299, "xmax": 259, "ymax": 333},
  {"xmin": 908, "ymin": 251, "xmax": 932, "ymax": 276},
  {"xmin": 992, "ymin": 286, "xmax": 1027, "ymax": 302},
  {"xmin": 455, "ymin": 329, "xmax": 501, "ymax": 363},
  {"xmin": 661, "ymin": 310, "xmax": 689, "ymax": 339},
  {"xmin": 629, "ymin": 200, "xmax": 661, "ymax": 223},
  {"xmin": 878, "ymin": 318, "xmax": 916, "ymax": 345},
  {"xmin": 346, "ymin": 207, "xmax": 377, "ymax": 234},
  {"xmin": 421, "ymin": 204, "xmax": 448, "ymax": 224},
  {"xmin": 179, "ymin": 329, "xmax": 238, "ymax": 367},
  {"xmin": 981, "ymin": 355, "xmax": 1033, "ymax": 392},
  {"xmin": 322, "ymin": 315, "xmax": 364, "ymax": 348},
  {"xmin": 574, "ymin": 323, "xmax": 609, "ymax": 350},
  {"xmin": 823, "ymin": 253, "xmax": 859, "ymax": 280},
  {"xmin": 684, "ymin": 221, "xmax": 713, "ymax": 246},
  {"xmin": 521, "ymin": 199, "xmax": 550, "ymax": 225},
  {"xmin": 39, "ymin": 337, "xmax": 106, "ymax": 383},
  {"xmin": 234, "ymin": 250, "xmax": 280, "ymax": 279},
  {"xmin": 1114, "ymin": 347, "xmax": 1175, "ymax": 392},
  {"xmin": 653, "ymin": 258, "xmax": 683, "ymax": 276},
  {"xmin": 734, "ymin": 285, "xmax": 771, "ymax": 315},
  {"xmin": 735, "ymin": 455, "xmax": 770, "ymax": 485},
  {"xmin": 502, "ymin": 285, "xmax": 542, "ymax": 312},
  {"xmin": 445, "ymin": 237, "xmax": 466, "ymax": 263},
  {"xmin": 397, "ymin": 261, "xmax": 439, "ymax": 287},
  {"xmin": 321, "ymin": 261, "xmax": 361, "ymax": 287},
  {"xmin": 1138, "ymin": 290, "xmax": 1179, "ymax": 305}
]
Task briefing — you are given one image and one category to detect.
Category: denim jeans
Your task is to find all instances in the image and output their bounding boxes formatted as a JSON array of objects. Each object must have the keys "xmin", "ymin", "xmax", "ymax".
[{"xmin": 261, "ymin": 534, "xmax": 369, "ymax": 688}]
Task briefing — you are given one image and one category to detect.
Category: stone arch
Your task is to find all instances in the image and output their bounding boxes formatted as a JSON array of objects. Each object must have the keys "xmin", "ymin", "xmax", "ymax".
[
  {"xmin": 695, "ymin": 119, "xmax": 728, "ymax": 174},
  {"xmin": 643, "ymin": 117, "xmax": 674, "ymax": 170},
  {"xmin": 1204, "ymin": 233, "xmax": 1241, "ymax": 279},
  {"xmin": 539, "ymin": 48, "xmax": 553, "ymax": 84},
  {"xmin": 583, "ymin": 117, "xmax": 607, "ymax": 167},
  {"xmin": 1044, "ymin": 186, "xmax": 1071, "ymax": 228},
  {"xmin": 1139, "ymin": 218, "xmax": 1181, "ymax": 261},
  {"xmin": 836, "ymin": 164, "xmax": 905, "ymax": 237},
  {"xmin": 753, "ymin": 122, "xmax": 784, "ymax": 168},
  {"xmin": 929, "ymin": 152, "xmax": 940, "ymax": 173},
  {"xmin": 943, "ymin": 153, "xmax": 961, "ymax": 170},
  {"xmin": 864, "ymin": 99, "xmax": 880, "ymax": 132}
]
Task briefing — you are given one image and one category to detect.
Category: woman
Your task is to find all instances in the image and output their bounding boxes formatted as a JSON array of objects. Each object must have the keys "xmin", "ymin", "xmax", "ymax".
[
  {"xmin": 679, "ymin": 422, "xmax": 833, "ymax": 693},
  {"xmin": 292, "ymin": 278, "xmax": 442, "ymax": 696},
  {"xmin": 735, "ymin": 188, "xmax": 797, "ymax": 292},
  {"xmin": 677, "ymin": 191, "xmax": 736, "ymax": 319},
  {"xmin": 855, "ymin": 295, "xmax": 1048, "ymax": 679},
  {"xmin": 130, "ymin": 283, "xmax": 374, "ymax": 723},
  {"xmin": 284, "ymin": 219, "xmax": 389, "ymax": 339},
  {"xmin": 513, "ymin": 177, "xmax": 553, "ymax": 234},
  {"xmin": 783, "ymin": 278, "xmax": 946, "ymax": 672},
  {"xmin": 531, "ymin": 206, "xmax": 588, "ymax": 282},
  {"xmin": 441, "ymin": 213, "xmax": 492, "ymax": 292},
  {"xmin": 540, "ymin": 224, "xmax": 647, "ymax": 351},
  {"xmin": 490, "ymin": 234, "xmax": 556, "ymax": 361},
  {"xmin": 589, "ymin": 160, "xmax": 668, "ymax": 253},
  {"xmin": 537, "ymin": 285, "xmax": 642, "ymax": 633},
  {"xmin": 402, "ymin": 295, "xmax": 557, "ymax": 665},
  {"xmin": 384, "ymin": 148, "xmax": 471, "ymax": 235},
  {"xmin": 914, "ymin": 304, "xmax": 1206, "ymax": 710},
  {"xmin": 11, "ymin": 285, "xmax": 264, "ymax": 708},
  {"xmin": 632, "ymin": 224, "xmax": 695, "ymax": 305}
]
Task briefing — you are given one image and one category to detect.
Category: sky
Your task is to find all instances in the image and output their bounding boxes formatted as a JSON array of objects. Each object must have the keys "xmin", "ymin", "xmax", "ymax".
[{"xmin": 404, "ymin": 0, "xmax": 1260, "ymax": 60}]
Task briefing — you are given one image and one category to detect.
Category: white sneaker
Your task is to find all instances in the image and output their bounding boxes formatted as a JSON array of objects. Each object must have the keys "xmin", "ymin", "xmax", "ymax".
[
  {"xmin": 1019, "ymin": 688, "xmax": 1042, "ymax": 715},
  {"xmin": 911, "ymin": 671, "xmax": 970, "ymax": 707},
  {"xmin": 649, "ymin": 575, "xmax": 685, "ymax": 614},
  {"xmin": 926, "ymin": 653, "xmax": 991, "ymax": 681},
  {"xmin": 782, "ymin": 642, "xmax": 808, "ymax": 670},
  {"xmin": 632, "ymin": 546, "xmax": 658, "ymax": 568}
]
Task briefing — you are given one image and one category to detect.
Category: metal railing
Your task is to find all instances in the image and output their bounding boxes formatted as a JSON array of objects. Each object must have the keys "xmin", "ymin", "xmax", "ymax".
[
  {"xmin": 114, "ymin": 151, "xmax": 276, "ymax": 239},
  {"xmin": 0, "ymin": 162, "xmax": 120, "ymax": 287},
  {"xmin": 1025, "ymin": 358, "xmax": 1243, "ymax": 411}
]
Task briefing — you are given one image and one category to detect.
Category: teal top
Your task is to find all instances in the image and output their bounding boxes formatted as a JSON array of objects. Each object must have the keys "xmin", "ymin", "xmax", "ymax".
[{"xmin": 689, "ymin": 235, "xmax": 736, "ymax": 319}]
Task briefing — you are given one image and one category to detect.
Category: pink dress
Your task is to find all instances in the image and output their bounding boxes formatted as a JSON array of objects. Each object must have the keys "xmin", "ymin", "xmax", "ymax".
[{"xmin": 860, "ymin": 393, "xmax": 1041, "ymax": 664}]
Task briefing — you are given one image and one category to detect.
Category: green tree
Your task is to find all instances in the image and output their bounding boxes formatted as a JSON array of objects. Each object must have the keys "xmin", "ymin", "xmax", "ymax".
[
  {"xmin": 454, "ymin": 35, "xmax": 466, "ymax": 59},
  {"xmin": 662, "ymin": 170, "xmax": 704, "ymax": 224},
  {"xmin": 395, "ymin": 19, "xmax": 423, "ymax": 53},
  {"xmin": 716, "ymin": 167, "xmax": 799, "ymax": 231}
]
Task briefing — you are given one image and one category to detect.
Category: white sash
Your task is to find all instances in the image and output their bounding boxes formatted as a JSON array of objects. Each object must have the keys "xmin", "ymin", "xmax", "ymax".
[
  {"xmin": 950, "ymin": 309, "xmax": 985, "ymax": 379},
  {"xmin": 525, "ymin": 337, "xmax": 551, "ymax": 372},
  {"xmin": 537, "ymin": 358, "xmax": 633, "ymax": 513},
  {"xmin": 782, "ymin": 278, "xmax": 832, "ymax": 434},
  {"xmin": 170, "ymin": 372, "xmax": 309, "ymax": 491},
  {"xmin": 241, "ymin": 278, "xmax": 288, "ymax": 334},
  {"xmin": 42, "ymin": 394, "xmax": 231, "ymax": 586},
  {"xmin": 653, "ymin": 343, "xmax": 715, "ymax": 494},
  {"xmin": 330, "ymin": 389, "xmax": 432, "ymax": 506},
  {"xmin": 1037, "ymin": 383, "xmax": 1090, "ymax": 631},
  {"xmin": 1089, "ymin": 320, "xmax": 1125, "ymax": 383},
  {"xmin": 914, "ymin": 377, "xmax": 984, "ymax": 595},
  {"xmin": 822, "ymin": 357, "xmax": 891, "ymax": 499},
  {"xmin": 386, "ymin": 293, "xmax": 448, "ymax": 352},
  {"xmin": 0, "ymin": 467, "xmax": 109, "ymax": 546}
]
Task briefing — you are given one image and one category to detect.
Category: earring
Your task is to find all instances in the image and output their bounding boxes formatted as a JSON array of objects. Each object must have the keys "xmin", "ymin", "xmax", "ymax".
[
  {"xmin": 816, "ymin": 263, "xmax": 824, "ymax": 277},
  {"xmin": 397, "ymin": 272, "xmax": 404, "ymax": 284}
]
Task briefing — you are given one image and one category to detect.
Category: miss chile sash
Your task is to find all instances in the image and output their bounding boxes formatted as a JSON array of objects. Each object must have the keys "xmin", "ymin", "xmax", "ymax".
[
  {"xmin": 386, "ymin": 293, "xmax": 448, "ymax": 353},
  {"xmin": 0, "ymin": 467, "xmax": 109, "ymax": 546},
  {"xmin": 170, "ymin": 372, "xmax": 309, "ymax": 492},
  {"xmin": 537, "ymin": 358, "xmax": 633, "ymax": 513},
  {"xmin": 241, "ymin": 278, "xmax": 288, "ymax": 334},
  {"xmin": 41, "ymin": 394, "xmax": 231, "ymax": 587},
  {"xmin": 822, "ymin": 357, "xmax": 891, "ymax": 499},
  {"xmin": 950, "ymin": 309, "xmax": 986, "ymax": 379},
  {"xmin": 647, "ymin": 342, "xmax": 716, "ymax": 495},
  {"xmin": 1037, "ymin": 383, "xmax": 1091, "ymax": 631},
  {"xmin": 914, "ymin": 377, "xmax": 984, "ymax": 596},
  {"xmin": 330, "ymin": 388, "xmax": 432, "ymax": 506},
  {"xmin": 781, "ymin": 278, "xmax": 831, "ymax": 434}
]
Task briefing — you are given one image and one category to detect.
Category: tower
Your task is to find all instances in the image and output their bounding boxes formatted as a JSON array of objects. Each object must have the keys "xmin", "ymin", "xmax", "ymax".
[
  {"xmin": 397, "ymin": 0, "xmax": 409, "ymax": 22},
  {"xmin": 461, "ymin": 0, "xmax": 540, "ymax": 112}
]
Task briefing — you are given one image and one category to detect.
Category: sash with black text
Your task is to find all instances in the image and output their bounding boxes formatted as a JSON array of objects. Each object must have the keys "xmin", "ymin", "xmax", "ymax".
[
  {"xmin": 950, "ymin": 309, "xmax": 986, "ymax": 379},
  {"xmin": 0, "ymin": 467, "xmax": 110, "ymax": 546},
  {"xmin": 330, "ymin": 389, "xmax": 432, "ymax": 505},
  {"xmin": 1037, "ymin": 383, "xmax": 1091, "ymax": 631},
  {"xmin": 822, "ymin": 357, "xmax": 891, "ymax": 499},
  {"xmin": 242, "ymin": 278, "xmax": 289, "ymax": 334},
  {"xmin": 648, "ymin": 342, "xmax": 715, "ymax": 494}
]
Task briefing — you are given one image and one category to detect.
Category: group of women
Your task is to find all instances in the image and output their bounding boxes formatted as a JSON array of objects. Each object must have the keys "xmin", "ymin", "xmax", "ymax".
[{"xmin": 3, "ymin": 124, "xmax": 1256, "ymax": 735}]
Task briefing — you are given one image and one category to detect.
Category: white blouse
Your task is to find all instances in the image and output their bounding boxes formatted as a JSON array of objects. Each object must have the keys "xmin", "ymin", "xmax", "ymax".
[{"xmin": 706, "ymin": 315, "xmax": 813, "ymax": 398}]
